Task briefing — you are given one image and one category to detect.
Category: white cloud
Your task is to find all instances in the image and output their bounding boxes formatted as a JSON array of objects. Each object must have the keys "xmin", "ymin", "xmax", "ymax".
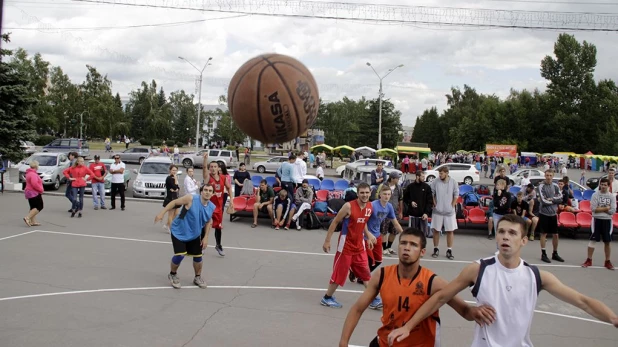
[{"xmin": 3, "ymin": 0, "xmax": 618, "ymax": 131}]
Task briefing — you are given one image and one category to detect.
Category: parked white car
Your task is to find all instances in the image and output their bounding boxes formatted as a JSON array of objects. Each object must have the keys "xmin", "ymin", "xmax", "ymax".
[
  {"xmin": 506, "ymin": 169, "xmax": 545, "ymax": 186},
  {"xmin": 18, "ymin": 152, "xmax": 71, "ymax": 190},
  {"xmin": 424, "ymin": 163, "xmax": 480, "ymax": 185},
  {"xmin": 181, "ymin": 148, "xmax": 237, "ymax": 169},
  {"xmin": 335, "ymin": 159, "xmax": 393, "ymax": 177},
  {"xmin": 252, "ymin": 156, "xmax": 289, "ymax": 173},
  {"xmin": 132, "ymin": 156, "xmax": 182, "ymax": 199}
]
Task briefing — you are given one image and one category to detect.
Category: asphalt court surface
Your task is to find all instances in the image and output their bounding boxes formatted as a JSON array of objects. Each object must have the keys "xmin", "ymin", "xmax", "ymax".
[{"xmin": 0, "ymin": 194, "xmax": 617, "ymax": 346}]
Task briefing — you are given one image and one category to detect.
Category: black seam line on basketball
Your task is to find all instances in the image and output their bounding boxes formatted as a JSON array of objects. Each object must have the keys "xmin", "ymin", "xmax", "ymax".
[
  {"xmin": 229, "ymin": 59, "xmax": 268, "ymax": 119},
  {"xmin": 271, "ymin": 61, "xmax": 319, "ymax": 125},
  {"xmin": 262, "ymin": 57, "xmax": 302, "ymax": 137},
  {"xmin": 256, "ymin": 62, "xmax": 269, "ymax": 143}
]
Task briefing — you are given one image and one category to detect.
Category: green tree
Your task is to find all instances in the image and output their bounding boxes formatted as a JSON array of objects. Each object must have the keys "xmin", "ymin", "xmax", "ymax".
[
  {"xmin": 9, "ymin": 48, "xmax": 53, "ymax": 133},
  {"xmin": 169, "ymin": 90, "xmax": 197, "ymax": 144},
  {"xmin": 0, "ymin": 34, "xmax": 37, "ymax": 162}
]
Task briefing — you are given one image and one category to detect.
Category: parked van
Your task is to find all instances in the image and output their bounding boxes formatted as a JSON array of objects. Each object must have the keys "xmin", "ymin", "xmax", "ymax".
[{"xmin": 42, "ymin": 138, "xmax": 90, "ymax": 157}]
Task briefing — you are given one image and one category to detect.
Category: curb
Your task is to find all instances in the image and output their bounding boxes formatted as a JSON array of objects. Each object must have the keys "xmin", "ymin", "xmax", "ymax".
[{"xmin": 2, "ymin": 189, "xmax": 164, "ymax": 204}]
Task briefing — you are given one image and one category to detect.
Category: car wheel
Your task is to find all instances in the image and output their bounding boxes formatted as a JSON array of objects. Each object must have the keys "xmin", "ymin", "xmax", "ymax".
[
  {"xmin": 257, "ymin": 166, "xmax": 266, "ymax": 173},
  {"xmin": 464, "ymin": 176, "xmax": 473, "ymax": 185},
  {"xmin": 182, "ymin": 158, "xmax": 193, "ymax": 168},
  {"xmin": 52, "ymin": 176, "xmax": 60, "ymax": 190},
  {"xmin": 426, "ymin": 175, "xmax": 435, "ymax": 183},
  {"xmin": 340, "ymin": 171, "xmax": 344, "ymax": 178},
  {"xmin": 139, "ymin": 157, "xmax": 145, "ymax": 165},
  {"xmin": 510, "ymin": 180, "xmax": 515, "ymax": 186}
]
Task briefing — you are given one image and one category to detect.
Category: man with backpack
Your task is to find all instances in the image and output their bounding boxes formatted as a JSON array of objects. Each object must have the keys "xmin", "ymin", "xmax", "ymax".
[
  {"xmin": 403, "ymin": 171, "xmax": 433, "ymax": 238},
  {"xmin": 373, "ymin": 172, "xmax": 404, "ymax": 256}
]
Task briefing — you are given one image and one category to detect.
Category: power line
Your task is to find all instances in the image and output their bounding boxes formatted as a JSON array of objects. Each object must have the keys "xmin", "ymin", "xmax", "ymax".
[
  {"xmin": 66, "ymin": 0, "xmax": 618, "ymax": 31},
  {"xmin": 3, "ymin": 14, "xmax": 248, "ymax": 31},
  {"xmin": 481, "ymin": 0, "xmax": 618, "ymax": 5}
]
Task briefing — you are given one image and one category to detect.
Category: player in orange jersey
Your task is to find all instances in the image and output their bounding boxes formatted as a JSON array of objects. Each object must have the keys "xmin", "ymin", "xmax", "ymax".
[{"xmin": 339, "ymin": 228, "xmax": 494, "ymax": 347}]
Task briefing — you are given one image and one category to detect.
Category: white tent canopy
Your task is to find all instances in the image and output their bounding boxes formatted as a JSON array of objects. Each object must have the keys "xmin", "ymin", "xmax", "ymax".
[{"xmin": 355, "ymin": 146, "xmax": 376, "ymax": 152}]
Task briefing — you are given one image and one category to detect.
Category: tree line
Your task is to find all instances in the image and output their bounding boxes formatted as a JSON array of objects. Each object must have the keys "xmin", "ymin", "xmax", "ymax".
[
  {"xmin": 412, "ymin": 33, "xmax": 618, "ymax": 155},
  {"xmin": 0, "ymin": 31, "xmax": 405, "ymax": 162}
]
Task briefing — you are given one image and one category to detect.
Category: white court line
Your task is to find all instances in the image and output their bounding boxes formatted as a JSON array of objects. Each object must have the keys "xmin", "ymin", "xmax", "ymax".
[
  {"xmin": 0, "ymin": 230, "xmax": 37, "ymax": 242},
  {"xmin": 34, "ymin": 230, "xmax": 614, "ymax": 270},
  {"xmin": 0, "ymin": 285, "xmax": 611, "ymax": 326}
]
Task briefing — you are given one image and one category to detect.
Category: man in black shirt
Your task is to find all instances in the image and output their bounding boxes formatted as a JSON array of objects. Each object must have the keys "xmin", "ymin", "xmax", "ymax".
[
  {"xmin": 511, "ymin": 191, "xmax": 532, "ymax": 238},
  {"xmin": 403, "ymin": 171, "xmax": 433, "ymax": 237}
]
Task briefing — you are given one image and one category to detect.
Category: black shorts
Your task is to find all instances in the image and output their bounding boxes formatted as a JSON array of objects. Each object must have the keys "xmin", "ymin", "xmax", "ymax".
[
  {"xmin": 538, "ymin": 214, "xmax": 558, "ymax": 235},
  {"xmin": 28, "ymin": 195, "xmax": 44, "ymax": 211},
  {"xmin": 171, "ymin": 233, "xmax": 202, "ymax": 257},
  {"xmin": 380, "ymin": 218, "xmax": 397, "ymax": 235},
  {"xmin": 590, "ymin": 218, "xmax": 613, "ymax": 243},
  {"xmin": 259, "ymin": 205, "xmax": 269, "ymax": 214},
  {"xmin": 163, "ymin": 194, "xmax": 180, "ymax": 209}
]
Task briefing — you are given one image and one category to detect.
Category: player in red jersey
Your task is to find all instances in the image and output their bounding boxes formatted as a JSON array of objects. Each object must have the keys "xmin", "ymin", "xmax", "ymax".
[
  {"xmin": 202, "ymin": 152, "xmax": 232, "ymax": 257},
  {"xmin": 321, "ymin": 182, "xmax": 381, "ymax": 309}
]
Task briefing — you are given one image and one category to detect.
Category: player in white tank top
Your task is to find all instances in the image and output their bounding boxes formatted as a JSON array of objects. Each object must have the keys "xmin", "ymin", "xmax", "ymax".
[
  {"xmin": 386, "ymin": 214, "xmax": 618, "ymax": 346},
  {"xmin": 469, "ymin": 256, "xmax": 539, "ymax": 347}
]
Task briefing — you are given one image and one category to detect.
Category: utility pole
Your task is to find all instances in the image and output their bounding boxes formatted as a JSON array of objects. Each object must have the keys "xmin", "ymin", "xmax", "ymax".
[
  {"xmin": 179, "ymin": 56, "xmax": 212, "ymax": 151},
  {"xmin": 366, "ymin": 62, "xmax": 404, "ymax": 149}
]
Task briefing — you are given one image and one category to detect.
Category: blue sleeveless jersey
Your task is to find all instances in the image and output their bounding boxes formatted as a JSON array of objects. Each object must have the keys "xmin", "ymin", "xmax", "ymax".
[{"xmin": 170, "ymin": 194, "xmax": 216, "ymax": 241}]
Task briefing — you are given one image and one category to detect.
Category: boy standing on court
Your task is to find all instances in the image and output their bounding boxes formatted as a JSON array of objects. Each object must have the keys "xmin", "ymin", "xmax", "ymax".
[
  {"xmin": 581, "ymin": 177, "xmax": 615, "ymax": 270},
  {"xmin": 155, "ymin": 184, "xmax": 216, "ymax": 289},
  {"xmin": 429, "ymin": 166, "xmax": 459, "ymax": 260},
  {"xmin": 387, "ymin": 214, "xmax": 618, "ymax": 346},
  {"xmin": 321, "ymin": 183, "xmax": 377, "ymax": 309},
  {"xmin": 339, "ymin": 228, "xmax": 493, "ymax": 347}
]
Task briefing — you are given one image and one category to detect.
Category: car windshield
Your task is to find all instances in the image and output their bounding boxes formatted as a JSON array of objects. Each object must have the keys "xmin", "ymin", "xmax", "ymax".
[
  {"xmin": 27, "ymin": 155, "xmax": 57, "ymax": 167},
  {"xmin": 140, "ymin": 163, "xmax": 169, "ymax": 174}
]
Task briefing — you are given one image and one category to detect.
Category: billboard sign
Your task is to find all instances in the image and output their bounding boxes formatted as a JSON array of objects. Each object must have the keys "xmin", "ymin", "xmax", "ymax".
[{"xmin": 486, "ymin": 144, "xmax": 517, "ymax": 157}]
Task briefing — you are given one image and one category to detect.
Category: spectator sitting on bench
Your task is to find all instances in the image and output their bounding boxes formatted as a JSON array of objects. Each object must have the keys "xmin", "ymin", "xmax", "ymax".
[
  {"xmin": 273, "ymin": 189, "xmax": 297, "ymax": 230},
  {"xmin": 252, "ymin": 180, "xmax": 275, "ymax": 228},
  {"xmin": 292, "ymin": 179, "xmax": 314, "ymax": 230}
]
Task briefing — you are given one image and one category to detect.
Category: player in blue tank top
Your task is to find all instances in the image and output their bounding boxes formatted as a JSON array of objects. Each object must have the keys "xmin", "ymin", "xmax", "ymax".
[{"xmin": 155, "ymin": 183, "xmax": 216, "ymax": 289}]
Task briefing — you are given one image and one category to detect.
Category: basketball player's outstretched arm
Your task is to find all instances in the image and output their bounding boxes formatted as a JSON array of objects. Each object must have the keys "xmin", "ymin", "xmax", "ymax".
[
  {"xmin": 202, "ymin": 152, "xmax": 209, "ymax": 181},
  {"xmin": 541, "ymin": 270, "xmax": 618, "ymax": 327},
  {"xmin": 323, "ymin": 203, "xmax": 350, "ymax": 253},
  {"xmin": 154, "ymin": 194, "xmax": 193, "ymax": 224},
  {"xmin": 387, "ymin": 263, "xmax": 490, "ymax": 346},
  {"xmin": 430, "ymin": 275, "xmax": 496, "ymax": 324},
  {"xmin": 339, "ymin": 270, "xmax": 381, "ymax": 347}
]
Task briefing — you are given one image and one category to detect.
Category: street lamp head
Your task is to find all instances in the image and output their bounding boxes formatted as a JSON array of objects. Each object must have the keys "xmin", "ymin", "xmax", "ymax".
[
  {"xmin": 398, "ymin": 64, "xmax": 404, "ymax": 68},
  {"xmin": 366, "ymin": 62, "xmax": 371, "ymax": 66},
  {"xmin": 178, "ymin": 56, "xmax": 184, "ymax": 60},
  {"xmin": 208, "ymin": 57, "xmax": 213, "ymax": 61}
]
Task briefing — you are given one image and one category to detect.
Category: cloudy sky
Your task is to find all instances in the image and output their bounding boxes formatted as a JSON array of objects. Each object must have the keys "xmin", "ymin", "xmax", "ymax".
[{"xmin": 3, "ymin": 0, "xmax": 618, "ymax": 127}]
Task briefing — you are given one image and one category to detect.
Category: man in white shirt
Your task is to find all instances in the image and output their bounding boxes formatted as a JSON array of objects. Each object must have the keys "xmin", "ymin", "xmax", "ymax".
[
  {"xmin": 316, "ymin": 162, "xmax": 325, "ymax": 181},
  {"xmin": 109, "ymin": 155, "xmax": 126, "ymax": 211},
  {"xmin": 520, "ymin": 171, "xmax": 530, "ymax": 189},
  {"xmin": 388, "ymin": 214, "xmax": 618, "ymax": 346},
  {"xmin": 295, "ymin": 152, "xmax": 307, "ymax": 185}
]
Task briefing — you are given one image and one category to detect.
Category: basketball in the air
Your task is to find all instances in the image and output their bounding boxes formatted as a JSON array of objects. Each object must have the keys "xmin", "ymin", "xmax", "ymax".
[{"xmin": 227, "ymin": 53, "xmax": 320, "ymax": 144}]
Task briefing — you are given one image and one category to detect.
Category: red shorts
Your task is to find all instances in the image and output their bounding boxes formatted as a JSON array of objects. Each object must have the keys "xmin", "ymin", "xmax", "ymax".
[
  {"xmin": 212, "ymin": 210, "xmax": 223, "ymax": 229},
  {"xmin": 330, "ymin": 251, "xmax": 371, "ymax": 287},
  {"xmin": 366, "ymin": 235, "xmax": 383, "ymax": 266}
]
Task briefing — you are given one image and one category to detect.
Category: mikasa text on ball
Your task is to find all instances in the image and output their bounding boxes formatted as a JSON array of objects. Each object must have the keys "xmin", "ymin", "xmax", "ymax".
[{"xmin": 227, "ymin": 53, "xmax": 320, "ymax": 144}]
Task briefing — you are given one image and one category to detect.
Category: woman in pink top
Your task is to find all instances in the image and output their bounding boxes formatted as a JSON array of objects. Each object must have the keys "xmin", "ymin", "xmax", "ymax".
[
  {"xmin": 23, "ymin": 160, "xmax": 45, "ymax": 227},
  {"xmin": 63, "ymin": 157, "xmax": 100, "ymax": 218}
]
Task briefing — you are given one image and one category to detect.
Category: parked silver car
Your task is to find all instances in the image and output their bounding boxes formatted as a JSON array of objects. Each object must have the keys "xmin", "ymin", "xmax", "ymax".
[
  {"xmin": 132, "ymin": 156, "xmax": 182, "ymax": 199},
  {"xmin": 18, "ymin": 152, "xmax": 71, "ymax": 190},
  {"xmin": 111, "ymin": 147, "xmax": 153, "ymax": 164},
  {"xmin": 252, "ymin": 156, "xmax": 289, "ymax": 173},
  {"xmin": 181, "ymin": 148, "xmax": 237, "ymax": 169}
]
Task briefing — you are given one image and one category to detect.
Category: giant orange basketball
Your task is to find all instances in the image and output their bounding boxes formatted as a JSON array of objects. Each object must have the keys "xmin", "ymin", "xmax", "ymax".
[{"xmin": 227, "ymin": 53, "xmax": 319, "ymax": 144}]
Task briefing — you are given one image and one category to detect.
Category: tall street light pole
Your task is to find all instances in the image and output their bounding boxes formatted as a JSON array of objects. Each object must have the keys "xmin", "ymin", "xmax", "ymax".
[
  {"xmin": 366, "ymin": 62, "xmax": 404, "ymax": 150},
  {"xmin": 179, "ymin": 56, "xmax": 212, "ymax": 152}
]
